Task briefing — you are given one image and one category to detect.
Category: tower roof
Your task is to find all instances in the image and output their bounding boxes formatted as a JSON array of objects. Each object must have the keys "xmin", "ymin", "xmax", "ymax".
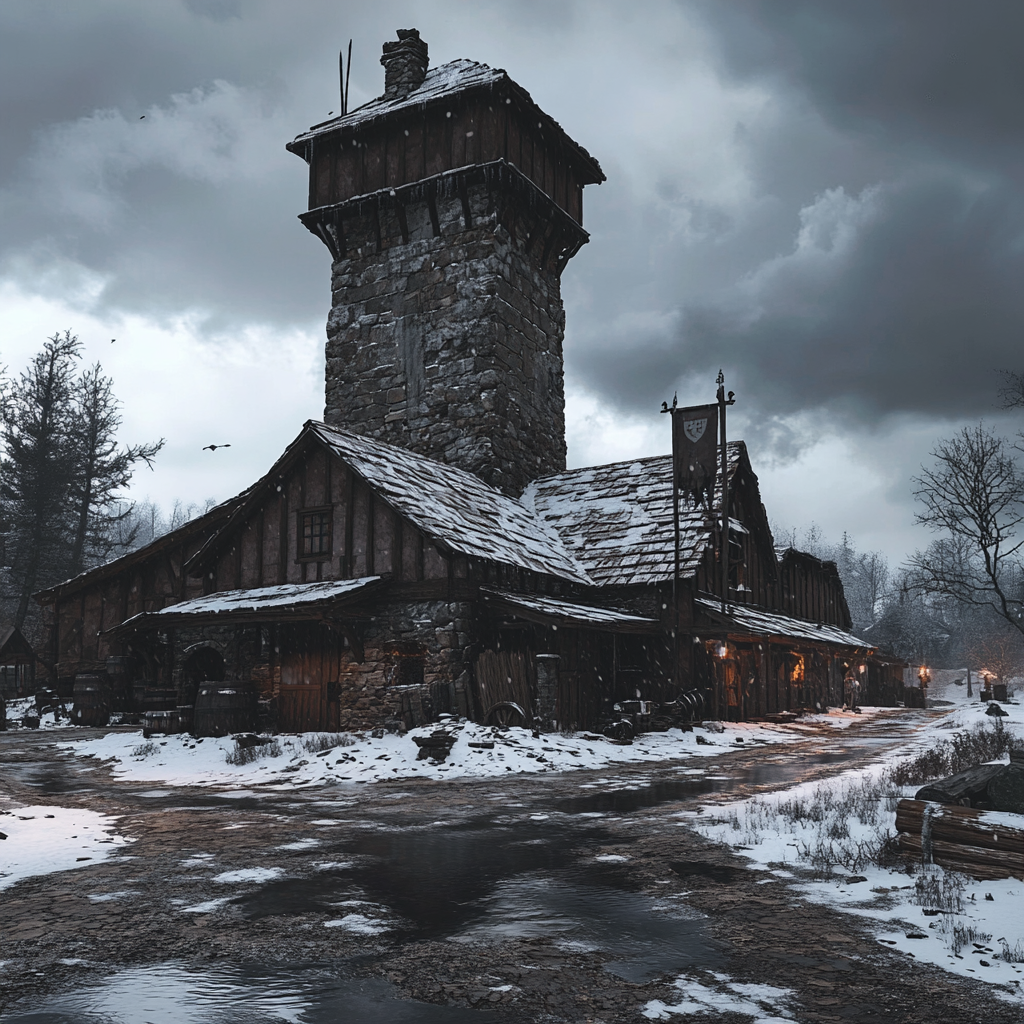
[{"xmin": 287, "ymin": 57, "xmax": 604, "ymax": 185}]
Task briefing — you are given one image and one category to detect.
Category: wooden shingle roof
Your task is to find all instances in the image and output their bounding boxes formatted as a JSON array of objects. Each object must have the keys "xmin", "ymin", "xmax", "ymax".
[{"xmin": 522, "ymin": 444, "xmax": 746, "ymax": 588}]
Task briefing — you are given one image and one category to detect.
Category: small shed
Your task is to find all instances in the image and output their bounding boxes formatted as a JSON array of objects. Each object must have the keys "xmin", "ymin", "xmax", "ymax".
[{"xmin": 0, "ymin": 626, "xmax": 38, "ymax": 698}]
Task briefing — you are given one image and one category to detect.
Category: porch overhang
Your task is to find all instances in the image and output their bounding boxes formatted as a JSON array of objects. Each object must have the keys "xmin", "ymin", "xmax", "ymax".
[
  {"xmin": 102, "ymin": 576, "xmax": 388, "ymax": 636},
  {"xmin": 481, "ymin": 588, "xmax": 660, "ymax": 634},
  {"xmin": 694, "ymin": 597, "xmax": 873, "ymax": 653}
]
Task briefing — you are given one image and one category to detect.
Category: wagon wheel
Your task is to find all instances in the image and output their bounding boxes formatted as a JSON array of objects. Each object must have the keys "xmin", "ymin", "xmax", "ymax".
[{"xmin": 485, "ymin": 701, "xmax": 527, "ymax": 728}]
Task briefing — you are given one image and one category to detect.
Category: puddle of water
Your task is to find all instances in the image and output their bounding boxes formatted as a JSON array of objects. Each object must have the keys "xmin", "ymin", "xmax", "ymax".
[
  {"xmin": 235, "ymin": 820, "xmax": 590, "ymax": 934},
  {"xmin": 454, "ymin": 873, "xmax": 717, "ymax": 983},
  {"xmin": 1, "ymin": 762, "xmax": 94, "ymax": 795},
  {"xmin": 4, "ymin": 962, "xmax": 511, "ymax": 1023},
  {"xmin": 232, "ymin": 818, "xmax": 717, "ymax": 985}
]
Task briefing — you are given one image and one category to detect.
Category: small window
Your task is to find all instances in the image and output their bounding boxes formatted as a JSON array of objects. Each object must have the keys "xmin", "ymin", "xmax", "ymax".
[{"xmin": 299, "ymin": 508, "xmax": 332, "ymax": 558}]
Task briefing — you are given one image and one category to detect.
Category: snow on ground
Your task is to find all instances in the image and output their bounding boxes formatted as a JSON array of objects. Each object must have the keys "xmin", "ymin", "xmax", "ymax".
[
  {"xmin": 0, "ymin": 805, "xmax": 135, "ymax": 890},
  {"xmin": 644, "ymin": 972, "xmax": 796, "ymax": 1021},
  {"xmin": 211, "ymin": 867, "xmax": 284, "ymax": 884},
  {"xmin": 3, "ymin": 696, "xmax": 77, "ymax": 730},
  {"xmin": 686, "ymin": 699, "xmax": 1024, "ymax": 1002},
  {"xmin": 786, "ymin": 707, "xmax": 884, "ymax": 730},
  {"xmin": 60, "ymin": 717, "xmax": 797, "ymax": 789},
  {"xmin": 928, "ymin": 669, "xmax": 1020, "ymax": 706},
  {"xmin": 323, "ymin": 913, "xmax": 389, "ymax": 935}
]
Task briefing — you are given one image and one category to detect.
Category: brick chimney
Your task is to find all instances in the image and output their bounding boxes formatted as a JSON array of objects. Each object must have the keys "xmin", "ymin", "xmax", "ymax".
[{"xmin": 380, "ymin": 29, "xmax": 428, "ymax": 100}]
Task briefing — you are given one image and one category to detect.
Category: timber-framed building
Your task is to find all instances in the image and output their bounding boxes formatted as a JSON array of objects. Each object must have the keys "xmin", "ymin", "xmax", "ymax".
[{"xmin": 35, "ymin": 30, "xmax": 873, "ymax": 732}]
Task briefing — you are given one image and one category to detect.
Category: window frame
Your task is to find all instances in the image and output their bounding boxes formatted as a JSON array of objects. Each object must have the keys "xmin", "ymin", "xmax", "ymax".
[{"xmin": 297, "ymin": 505, "xmax": 334, "ymax": 562}]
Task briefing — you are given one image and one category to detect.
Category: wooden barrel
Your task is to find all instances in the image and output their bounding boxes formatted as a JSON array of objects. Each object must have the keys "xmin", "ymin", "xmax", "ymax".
[
  {"xmin": 192, "ymin": 684, "xmax": 255, "ymax": 738},
  {"xmin": 142, "ymin": 709, "xmax": 187, "ymax": 737},
  {"xmin": 137, "ymin": 687, "xmax": 179, "ymax": 713},
  {"xmin": 71, "ymin": 674, "xmax": 110, "ymax": 727}
]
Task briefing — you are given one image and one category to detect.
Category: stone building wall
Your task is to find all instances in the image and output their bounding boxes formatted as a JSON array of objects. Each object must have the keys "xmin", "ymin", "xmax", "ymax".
[
  {"xmin": 162, "ymin": 598, "xmax": 478, "ymax": 733},
  {"xmin": 323, "ymin": 184, "xmax": 567, "ymax": 494},
  {"xmin": 332, "ymin": 598, "xmax": 476, "ymax": 731}
]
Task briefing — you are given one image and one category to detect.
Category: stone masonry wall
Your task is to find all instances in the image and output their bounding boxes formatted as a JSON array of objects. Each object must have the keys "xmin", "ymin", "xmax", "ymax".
[
  {"xmin": 324, "ymin": 184, "xmax": 567, "ymax": 494},
  {"xmin": 333, "ymin": 599, "xmax": 476, "ymax": 732}
]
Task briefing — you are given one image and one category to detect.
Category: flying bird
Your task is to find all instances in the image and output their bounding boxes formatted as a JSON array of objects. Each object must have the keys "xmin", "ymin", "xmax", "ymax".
[
  {"xmin": 139, "ymin": 115, "xmax": 145, "ymax": 119},
  {"xmin": 111, "ymin": 338, "xmax": 116, "ymax": 344},
  {"xmin": 202, "ymin": 444, "xmax": 231, "ymax": 452}
]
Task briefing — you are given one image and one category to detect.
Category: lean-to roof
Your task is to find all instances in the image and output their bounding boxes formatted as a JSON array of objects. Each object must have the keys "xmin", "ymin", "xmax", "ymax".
[{"xmin": 695, "ymin": 597, "xmax": 871, "ymax": 650}]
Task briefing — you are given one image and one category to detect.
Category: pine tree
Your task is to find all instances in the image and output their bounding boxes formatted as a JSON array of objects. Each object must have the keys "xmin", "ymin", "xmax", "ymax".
[{"xmin": 0, "ymin": 331, "xmax": 81, "ymax": 631}]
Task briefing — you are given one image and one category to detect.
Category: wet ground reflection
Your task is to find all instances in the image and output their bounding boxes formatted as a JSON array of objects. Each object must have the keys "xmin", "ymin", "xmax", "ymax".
[{"xmin": 3, "ymin": 962, "xmax": 513, "ymax": 1023}]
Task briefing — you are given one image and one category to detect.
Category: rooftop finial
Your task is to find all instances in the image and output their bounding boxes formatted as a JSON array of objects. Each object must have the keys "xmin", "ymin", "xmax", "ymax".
[{"xmin": 380, "ymin": 28, "xmax": 428, "ymax": 101}]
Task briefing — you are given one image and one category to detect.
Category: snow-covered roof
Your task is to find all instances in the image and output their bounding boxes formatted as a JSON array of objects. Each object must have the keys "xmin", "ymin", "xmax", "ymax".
[
  {"xmin": 109, "ymin": 577, "xmax": 385, "ymax": 633},
  {"xmin": 695, "ymin": 597, "xmax": 871, "ymax": 649},
  {"xmin": 298, "ymin": 60, "xmax": 504, "ymax": 138},
  {"xmin": 481, "ymin": 588, "xmax": 660, "ymax": 632},
  {"xmin": 288, "ymin": 59, "xmax": 604, "ymax": 182},
  {"xmin": 522, "ymin": 444, "xmax": 746, "ymax": 588},
  {"xmin": 312, "ymin": 423, "xmax": 594, "ymax": 585}
]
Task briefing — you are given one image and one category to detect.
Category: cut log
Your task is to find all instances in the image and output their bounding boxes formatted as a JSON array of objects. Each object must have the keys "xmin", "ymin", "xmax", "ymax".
[
  {"xmin": 896, "ymin": 800, "xmax": 1024, "ymax": 853},
  {"xmin": 898, "ymin": 834, "xmax": 1020, "ymax": 881},
  {"xmin": 987, "ymin": 763, "xmax": 1024, "ymax": 815},
  {"xmin": 914, "ymin": 764, "xmax": 1005, "ymax": 806},
  {"xmin": 896, "ymin": 799, "xmax": 1024, "ymax": 879}
]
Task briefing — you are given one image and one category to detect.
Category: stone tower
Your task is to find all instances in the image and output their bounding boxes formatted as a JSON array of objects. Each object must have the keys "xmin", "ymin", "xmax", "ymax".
[{"xmin": 287, "ymin": 29, "xmax": 604, "ymax": 494}]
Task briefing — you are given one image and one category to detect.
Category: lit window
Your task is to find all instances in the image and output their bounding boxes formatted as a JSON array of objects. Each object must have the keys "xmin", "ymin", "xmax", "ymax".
[{"xmin": 300, "ymin": 509, "xmax": 332, "ymax": 557}]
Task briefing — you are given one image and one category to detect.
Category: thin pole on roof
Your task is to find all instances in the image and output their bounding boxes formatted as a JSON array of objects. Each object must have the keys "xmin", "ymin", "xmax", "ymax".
[
  {"xmin": 345, "ymin": 39, "xmax": 352, "ymax": 115},
  {"xmin": 339, "ymin": 39, "xmax": 353, "ymax": 116},
  {"xmin": 716, "ymin": 370, "xmax": 736, "ymax": 617}
]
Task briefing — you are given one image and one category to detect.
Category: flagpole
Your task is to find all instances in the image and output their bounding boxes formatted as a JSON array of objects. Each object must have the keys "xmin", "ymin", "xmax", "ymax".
[
  {"xmin": 716, "ymin": 371, "xmax": 735, "ymax": 617},
  {"xmin": 662, "ymin": 395, "xmax": 680, "ymax": 691}
]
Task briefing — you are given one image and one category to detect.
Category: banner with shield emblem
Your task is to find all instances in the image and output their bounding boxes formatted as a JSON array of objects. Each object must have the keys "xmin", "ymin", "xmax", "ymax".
[{"xmin": 672, "ymin": 402, "xmax": 719, "ymax": 509}]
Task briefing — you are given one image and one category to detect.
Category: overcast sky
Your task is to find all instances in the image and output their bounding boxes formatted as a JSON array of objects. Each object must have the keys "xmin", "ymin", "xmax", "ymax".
[{"xmin": 3, "ymin": 0, "xmax": 1024, "ymax": 565}]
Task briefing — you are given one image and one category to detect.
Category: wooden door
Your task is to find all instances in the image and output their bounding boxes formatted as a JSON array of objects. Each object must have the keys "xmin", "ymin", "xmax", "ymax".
[
  {"xmin": 473, "ymin": 650, "xmax": 535, "ymax": 720},
  {"xmin": 278, "ymin": 683, "xmax": 323, "ymax": 732},
  {"xmin": 277, "ymin": 623, "xmax": 343, "ymax": 733}
]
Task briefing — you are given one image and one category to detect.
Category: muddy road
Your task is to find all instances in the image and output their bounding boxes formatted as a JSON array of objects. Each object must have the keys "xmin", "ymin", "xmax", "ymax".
[{"xmin": 1, "ymin": 711, "xmax": 1019, "ymax": 1022}]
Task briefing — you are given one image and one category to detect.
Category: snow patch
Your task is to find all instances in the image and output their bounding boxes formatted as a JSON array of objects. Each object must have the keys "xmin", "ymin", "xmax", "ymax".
[
  {"xmin": 211, "ymin": 867, "xmax": 283, "ymax": 884},
  {"xmin": 323, "ymin": 913, "xmax": 388, "ymax": 935},
  {"xmin": 644, "ymin": 972, "xmax": 796, "ymax": 1020},
  {"xmin": 0, "ymin": 805, "xmax": 134, "ymax": 890}
]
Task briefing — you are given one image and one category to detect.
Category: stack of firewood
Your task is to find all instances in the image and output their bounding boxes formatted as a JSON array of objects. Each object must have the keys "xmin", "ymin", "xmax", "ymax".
[{"xmin": 896, "ymin": 750, "xmax": 1024, "ymax": 880}]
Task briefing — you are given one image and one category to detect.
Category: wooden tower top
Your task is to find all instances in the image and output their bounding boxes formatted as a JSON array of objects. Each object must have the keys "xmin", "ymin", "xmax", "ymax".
[{"xmin": 286, "ymin": 29, "xmax": 605, "ymax": 227}]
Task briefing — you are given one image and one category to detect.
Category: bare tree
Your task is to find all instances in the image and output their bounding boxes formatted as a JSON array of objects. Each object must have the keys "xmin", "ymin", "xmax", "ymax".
[{"xmin": 908, "ymin": 423, "xmax": 1024, "ymax": 636}]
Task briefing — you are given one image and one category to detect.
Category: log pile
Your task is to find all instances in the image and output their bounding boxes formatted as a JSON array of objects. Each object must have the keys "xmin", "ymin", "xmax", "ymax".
[{"xmin": 896, "ymin": 799, "xmax": 1024, "ymax": 880}]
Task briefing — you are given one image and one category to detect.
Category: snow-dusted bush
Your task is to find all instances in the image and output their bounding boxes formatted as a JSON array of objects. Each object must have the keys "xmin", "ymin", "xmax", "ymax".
[
  {"xmin": 225, "ymin": 738, "xmax": 281, "ymax": 765},
  {"xmin": 301, "ymin": 732, "xmax": 354, "ymax": 754}
]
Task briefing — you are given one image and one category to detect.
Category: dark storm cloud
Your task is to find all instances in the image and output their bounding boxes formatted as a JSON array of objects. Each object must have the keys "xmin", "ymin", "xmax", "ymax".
[
  {"xmin": 691, "ymin": 0, "xmax": 1024, "ymax": 165},
  {"xmin": 569, "ymin": 1, "xmax": 1024, "ymax": 437},
  {"xmin": 0, "ymin": 1, "xmax": 415, "ymax": 329},
  {"xmin": 578, "ymin": 170, "xmax": 1024, "ymax": 422}
]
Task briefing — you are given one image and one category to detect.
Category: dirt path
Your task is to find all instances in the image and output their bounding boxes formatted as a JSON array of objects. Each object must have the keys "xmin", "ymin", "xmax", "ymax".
[{"xmin": 1, "ymin": 712, "xmax": 1020, "ymax": 1022}]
